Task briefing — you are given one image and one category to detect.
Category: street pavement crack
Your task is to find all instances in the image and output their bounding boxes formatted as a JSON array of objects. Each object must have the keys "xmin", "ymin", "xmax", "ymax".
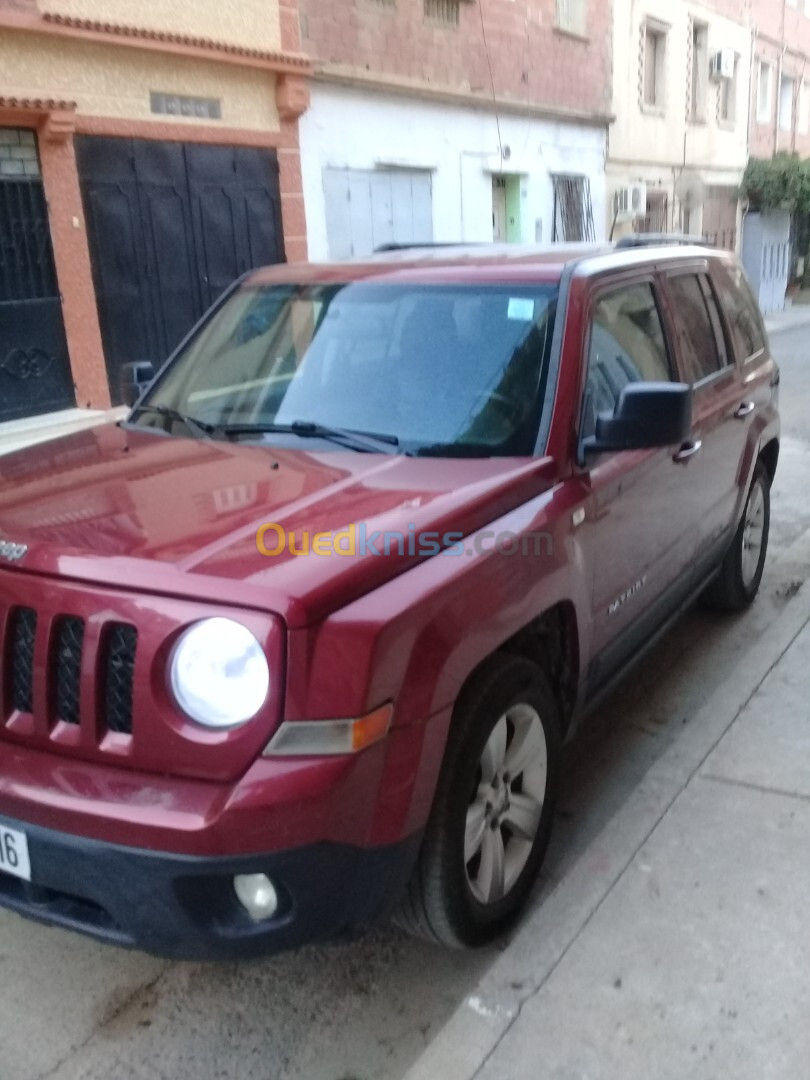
[
  {"xmin": 700, "ymin": 772, "xmax": 810, "ymax": 805},
  {"xmin": 34, "ymin": 965, "xmax": 170, "ymax": 1080}
]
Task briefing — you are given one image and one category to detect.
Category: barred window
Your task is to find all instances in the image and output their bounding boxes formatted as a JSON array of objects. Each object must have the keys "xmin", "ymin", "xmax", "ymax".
[
  {"xmin": 424, "ymin": 0, "xmax": 459, "ymax": 27},
  {"xmin": 552, "ymin": 175, "xmax": 596, "ymax": 243},
  {"xmin": 644, "ymin": 24, "xmax": 667, "ymax": 109}
]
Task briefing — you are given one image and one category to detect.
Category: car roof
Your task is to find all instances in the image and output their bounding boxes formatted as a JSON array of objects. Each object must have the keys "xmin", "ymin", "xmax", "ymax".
[{"xmin": 246, "ymin": 241, "xmax": 732, "ymax": 288}]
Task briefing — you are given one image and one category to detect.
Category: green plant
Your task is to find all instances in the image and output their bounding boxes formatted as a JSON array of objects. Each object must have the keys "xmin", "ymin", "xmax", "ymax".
[{"xmin": 741, "ymin": 154, "xmax": 810, "ymax": 213}]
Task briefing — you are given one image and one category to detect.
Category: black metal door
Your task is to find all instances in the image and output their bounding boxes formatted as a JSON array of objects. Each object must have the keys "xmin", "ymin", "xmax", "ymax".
[
  {"xmin": 0, "ymin": 155, "xmax": 76, "ymax": 424},
  {"xmin": 76, "ymin": 137, "xmax": 284, "ymax": 405}
]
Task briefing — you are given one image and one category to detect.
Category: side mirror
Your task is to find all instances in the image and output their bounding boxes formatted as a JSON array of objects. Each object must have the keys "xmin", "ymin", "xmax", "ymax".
[
  {"xmin": 120, "ymin": 362, "xmax": 156, "ymax": 407},
  {"xmin": 583, "ymin": 382, "xmax": 692, "ymax": 455}
]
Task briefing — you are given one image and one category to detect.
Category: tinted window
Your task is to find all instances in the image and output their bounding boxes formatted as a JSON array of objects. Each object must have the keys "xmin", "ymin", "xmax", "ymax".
[
  {"xmin": 584, "ymin": 283, "xmax": 673, "ymax": 433},
  {"xmin": 713, "ymin": 264, "xmax": 767, "ymax": 362},
  {"xmin": 667, "ymin": 274, "xmax": 724, "ymax": 383}
]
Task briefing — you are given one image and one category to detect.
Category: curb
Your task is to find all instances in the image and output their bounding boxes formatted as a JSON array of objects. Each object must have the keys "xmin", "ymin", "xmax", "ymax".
[
  {"xmin": 765, "ymin": 309, "xmax": 810, "ymax": 335},
  {"xmin": 404, "ymin": 529, "xmax": 810, "ymax": 1080}
]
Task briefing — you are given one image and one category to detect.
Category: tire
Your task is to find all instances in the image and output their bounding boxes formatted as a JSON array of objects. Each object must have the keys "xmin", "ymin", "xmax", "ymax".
[
  {"xmin": 705, "ymin": 461, "xmax": 771, "ymax": 612},
  {"xmin": 395, "ymin": 654, "xmax": 562, "ymax": 948}
]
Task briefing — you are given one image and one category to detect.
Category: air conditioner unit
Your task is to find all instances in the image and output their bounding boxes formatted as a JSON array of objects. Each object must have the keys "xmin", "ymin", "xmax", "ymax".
[
  {"xmin": 614, "ymin": 182, "xmax": 647, "ymax": 220},
  {"xmin": 711, "ymin": 48, "xmax": 736, "ymax": 81}
]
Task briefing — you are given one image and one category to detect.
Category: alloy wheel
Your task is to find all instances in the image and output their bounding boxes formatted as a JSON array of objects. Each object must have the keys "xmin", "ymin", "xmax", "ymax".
[
  {"xmin": 741, "ymin": 477, "xmax": 767, "ymax": 588},
  {"xmin": 464, "ymin": 703, "xmax": 548, "ymax": 905}
]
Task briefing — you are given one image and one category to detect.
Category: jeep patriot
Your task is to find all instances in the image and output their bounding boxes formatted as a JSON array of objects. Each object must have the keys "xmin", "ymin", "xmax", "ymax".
[{"xmin": 0, "ymin": 242, "xmax": 779, "ymax": 957}]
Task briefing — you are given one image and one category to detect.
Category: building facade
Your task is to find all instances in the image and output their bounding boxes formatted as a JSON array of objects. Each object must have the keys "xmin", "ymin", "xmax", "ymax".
[
  {"xmin": 749, "ymin": 0, "xmax": 810, "ymax": 159},
  {"xmin": 742, "ymin": 0, "xmax": 810, "ymax": 313},
  {"xmin": 0, "ymin": 0, "xmax": 310, "ymax": 442},
  {"xmin": 297, "ymin": 0, "xmax": 612, "ymax": 260},
  {"xmin": 608, "ymin": 0, "xmax": 752, "ymax": 250}
]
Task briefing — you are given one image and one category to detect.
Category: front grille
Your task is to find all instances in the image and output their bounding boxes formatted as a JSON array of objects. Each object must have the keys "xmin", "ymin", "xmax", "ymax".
[
  {"xmin": 3, "ymin": 607, "xmax": 137, "ymax": 737},
  {"xmin": 10, "ymin": 607, "xmax": 36, "ymax": 714},
  {"xmin": 104, "ymin": 624, "xmax": 137, "ymax": 735},
  {"xmin": 55, "ymin": 616, "xmax": 84, "ymax": 726}
]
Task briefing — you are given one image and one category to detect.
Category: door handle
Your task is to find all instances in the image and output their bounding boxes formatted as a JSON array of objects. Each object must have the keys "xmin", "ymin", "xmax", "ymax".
[
  {"xmin": 734, "ymin": 401, "xmax": 755, "ymax": 419},
  {"xmin": 673, "ymin": 439, "xmax": 703, "ymax": 464}
]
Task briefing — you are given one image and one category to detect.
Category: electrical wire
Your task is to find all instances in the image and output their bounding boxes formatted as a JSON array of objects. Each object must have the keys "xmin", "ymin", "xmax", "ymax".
[{"xmin": 478, "ymin": 0, "xmax": 505, "ymax": 162}]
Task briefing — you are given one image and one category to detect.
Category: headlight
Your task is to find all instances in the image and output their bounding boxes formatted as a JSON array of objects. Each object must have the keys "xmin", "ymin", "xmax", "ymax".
[{"xmin": 170, "ymin": 618, "xmax": 270, "ymax": 729}]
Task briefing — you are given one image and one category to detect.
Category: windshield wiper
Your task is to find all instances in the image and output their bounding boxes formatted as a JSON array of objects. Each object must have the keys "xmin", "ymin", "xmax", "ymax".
[
  {"xmin": 290, "ymin": 421, "xmax": 400, "ymax": 453},
  {"xmin": 219, "ymin": 420, "xmax": 401, "ymax": 455},
  {"xmin": 132, "ymin": 404, "xmax": 218, "ymax": 439},
  {"xmin": 132, "ymin": 408, "xmax": 402, "ymax": 454}
]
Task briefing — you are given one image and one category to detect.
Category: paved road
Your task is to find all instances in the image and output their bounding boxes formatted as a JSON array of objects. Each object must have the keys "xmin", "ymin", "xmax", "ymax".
[{"xmin": 3, "ymin": 329, "xmax": 809, "ymax": 1080}]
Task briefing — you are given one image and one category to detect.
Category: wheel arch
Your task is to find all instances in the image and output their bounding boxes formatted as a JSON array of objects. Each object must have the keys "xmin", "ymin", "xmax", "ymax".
[
  {"xmin": 759, "ymin": 438, "xmax": 779, "ymax": 485},
  {"xmin": 453, "ymin": 601, "xmax": 580, "ymax": 738}
]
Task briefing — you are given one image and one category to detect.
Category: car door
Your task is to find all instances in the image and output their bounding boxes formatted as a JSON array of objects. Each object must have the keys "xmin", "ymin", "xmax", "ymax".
[
  {"xmin": 708, "ymin": 261, "xmax": 775, "ymax": 531},
  {"xmin": 579, "ymin": 276, "xmax": 703, "ymax": 696},
  {"xmin": 660, "ymin": 265, "xmax": 758, "ymax": 563}
]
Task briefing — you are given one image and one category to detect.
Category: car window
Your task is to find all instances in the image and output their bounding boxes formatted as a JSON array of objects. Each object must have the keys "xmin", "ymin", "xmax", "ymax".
[
  {"xmin": 667, "ymin": 273, "xmax": 726, "ymax": 384},
  {"xmin": 583, "ymin": 282, "xmax": 673, "ymax": 437},
  {"xmin": 137, "ymin": 282, "xmax": 559, "ymax": 457},
  {"xmin": 713, "ymin": 264, "xmax": 767, "ymax": 362}
]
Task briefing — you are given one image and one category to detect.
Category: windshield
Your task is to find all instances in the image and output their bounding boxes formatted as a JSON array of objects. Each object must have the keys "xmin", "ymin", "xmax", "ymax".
[{"xmin": 132, "ymin": 281, "xmax": 559, "ymax": 457}]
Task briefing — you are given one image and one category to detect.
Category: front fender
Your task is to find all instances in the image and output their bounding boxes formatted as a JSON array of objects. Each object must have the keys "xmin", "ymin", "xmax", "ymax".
[{"xmin": 284, "ymin": 479, "xmax": 590, "ymax": 843}]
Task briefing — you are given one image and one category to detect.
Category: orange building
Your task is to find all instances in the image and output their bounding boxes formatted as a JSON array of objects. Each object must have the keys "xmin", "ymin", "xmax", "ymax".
[{"xmin": 0, "ymin": 0, "xmax": 310, "ymax": 447}]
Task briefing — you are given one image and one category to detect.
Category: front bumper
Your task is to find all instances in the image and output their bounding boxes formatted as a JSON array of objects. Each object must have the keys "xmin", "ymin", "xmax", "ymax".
[{"xmin": 0, "ymin": 813, "xmax": 421, "ymax": 960}]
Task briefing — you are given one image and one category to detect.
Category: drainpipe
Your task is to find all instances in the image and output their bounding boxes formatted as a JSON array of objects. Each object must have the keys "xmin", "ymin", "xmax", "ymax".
[
  {"xmin": 774, "ymin": 0, "xmax": 787, "ymax": 156},
  {"xmin": 747, "ymin": 29, "xmax": 756, "ymax": 165},
  {"xmin": 742, "ymin": 27, "xmax": 757, "ymax": 257},
  {"xmin": 775, "ymin": 47, "xmax": 785, "ymax": 155}
]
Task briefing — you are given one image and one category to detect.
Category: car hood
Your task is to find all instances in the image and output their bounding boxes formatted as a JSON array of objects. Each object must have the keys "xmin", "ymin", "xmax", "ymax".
[{"xmin": 0, "ymin": 425, "xmax": 558, "ymax": 627}]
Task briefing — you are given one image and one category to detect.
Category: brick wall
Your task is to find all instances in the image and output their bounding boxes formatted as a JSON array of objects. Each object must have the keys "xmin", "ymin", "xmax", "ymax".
[
  {"xmin": 750, "ymin": 0, "xmax": 810, "ymax": 160},
  {"xmin": 299, "ymin": 0, "xmax": 611, "ymax": 119},
  {"xmin": 701, "ymin": 0, "xmax": 749, "ymax": 22}
]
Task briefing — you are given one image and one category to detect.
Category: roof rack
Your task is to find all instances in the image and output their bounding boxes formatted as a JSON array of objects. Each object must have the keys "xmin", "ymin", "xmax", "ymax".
[
  {"xmin": 372, "ymin": 242, "xmax": 480, "ymax": 253},
  {"xmin": 615, "ymin": 233, "xmax": 713, "ymax": 249}
]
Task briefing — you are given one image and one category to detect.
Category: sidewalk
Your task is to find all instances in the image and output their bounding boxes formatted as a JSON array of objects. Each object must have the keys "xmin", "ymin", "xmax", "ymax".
[
  {"xmin": 406, "ymin": 555, "xmax": 810, "ymax": 1080},
  {"xmin": 764, "ymin": 303, "xmax": 810, "ymax": 335}
]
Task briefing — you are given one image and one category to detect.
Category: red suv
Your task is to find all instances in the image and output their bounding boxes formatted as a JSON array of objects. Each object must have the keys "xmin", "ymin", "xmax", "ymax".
[{"xmin": 0, "ymin": 241, "xmax": 778, "ymax": 958}]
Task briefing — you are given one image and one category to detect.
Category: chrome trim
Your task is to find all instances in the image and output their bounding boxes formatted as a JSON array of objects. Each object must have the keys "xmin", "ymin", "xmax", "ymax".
[{"xmin": 0, "ymin": 540, "xmax": 28, "ymax": 563}]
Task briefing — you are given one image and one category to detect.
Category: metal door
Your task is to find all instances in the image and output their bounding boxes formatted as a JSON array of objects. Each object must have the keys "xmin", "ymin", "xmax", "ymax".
[
  {"xmin": 323, "ymin": 167, "xmax": 433, "ymax": 258},
  {"xmin": 76, "ymin": 137, "xmax": 284, "ymax": 404},
  {"xmin": 0, "ymin": 130, "xmax": 76, "ymax": 424},
  {"xmin": 742, "ymin": 210, "xmax": 791, "ymax": 315},
  {"xmin": 492, "ymin": 177, "xmax": 507, "ymax": 241}
]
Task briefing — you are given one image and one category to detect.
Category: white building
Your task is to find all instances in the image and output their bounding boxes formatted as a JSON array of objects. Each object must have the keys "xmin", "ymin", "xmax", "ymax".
[
  {"xmin": 608, "ymin": 0, "xmax": 752, "ymax": 249},
  {"xmin": 300, "ymin": 84, "xmax": 608, "ymax": 260}
]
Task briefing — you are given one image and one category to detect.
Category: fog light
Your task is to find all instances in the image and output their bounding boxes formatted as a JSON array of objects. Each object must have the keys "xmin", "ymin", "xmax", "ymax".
[{"xmin": 234, "ymin": 874, "xmax": 279, "ymax": 921}]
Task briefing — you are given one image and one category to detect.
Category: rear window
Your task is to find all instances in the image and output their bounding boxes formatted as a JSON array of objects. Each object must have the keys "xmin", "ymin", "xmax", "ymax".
[
  {"xmin": 667, "ymin": 274, "xmax": 727, "ymax": 384},
  {"xmin": 713, "ymin": 264, "xmax": 767, "ymax": 363}
]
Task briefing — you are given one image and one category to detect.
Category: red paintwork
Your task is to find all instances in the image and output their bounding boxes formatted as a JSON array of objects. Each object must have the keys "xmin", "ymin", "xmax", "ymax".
[
  {"xmin": 0, "ymin": 245, "xmax": 780, "ymax": 864},
  {"xmin": 0, "ymin": 424, "xmax": 559, "ymax": 627}
]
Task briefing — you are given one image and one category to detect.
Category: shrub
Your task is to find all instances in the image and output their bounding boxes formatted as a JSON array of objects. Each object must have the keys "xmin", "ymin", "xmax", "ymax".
[{"xmin": 741, "ymin": 154, "xmax": 810, "ymax": 213}]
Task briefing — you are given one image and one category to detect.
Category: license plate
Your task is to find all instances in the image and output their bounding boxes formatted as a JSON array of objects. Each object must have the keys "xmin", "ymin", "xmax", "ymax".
[{"xmin": 0, "ymin": 825, "xmax": 31, "ymax": 882}]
